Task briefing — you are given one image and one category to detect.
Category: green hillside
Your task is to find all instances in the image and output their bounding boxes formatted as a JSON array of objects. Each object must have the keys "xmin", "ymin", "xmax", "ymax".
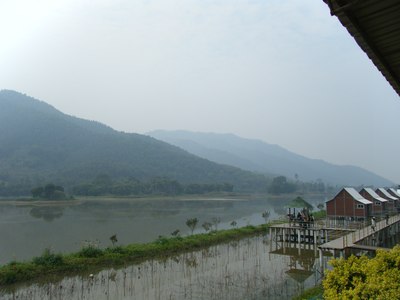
[{"xmin": 0, "ymin": 90, "xmax": 268, "ymax": 196}]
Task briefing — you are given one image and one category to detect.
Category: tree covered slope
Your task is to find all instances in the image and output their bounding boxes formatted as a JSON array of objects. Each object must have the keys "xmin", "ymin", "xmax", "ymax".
[{"xmin": 0, "ymin": 90, "xmax": 267, "ymax": 195}]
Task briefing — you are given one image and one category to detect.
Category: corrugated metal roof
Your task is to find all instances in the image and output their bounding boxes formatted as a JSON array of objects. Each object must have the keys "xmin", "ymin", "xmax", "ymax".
[
  {"xmin": 345, "ymin": 187, "xmax": 373, "ymax": 204},
  {"xmin": 377, "ymin": 187, "xmax": 398, "ymax": 200},
  {"xmin": 363, "ymin": 187, "xmax": 388, "ymax": 202},
  {"xmin": 388, "ymin": 188, "xmax": 400, "ymax": 198},
  {"xmin": 324, "ymin": 0, "xmax": 400, "ymax": 97}
]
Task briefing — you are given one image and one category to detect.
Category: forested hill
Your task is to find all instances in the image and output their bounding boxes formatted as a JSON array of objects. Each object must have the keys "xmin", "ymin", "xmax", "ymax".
[
  {"xmin": 148, "ymin": 130, "xmax": 393, "ymax": 187},
  {"xmin": 0, "ymin": 90, "xmax": 268, "ymax": 196}
]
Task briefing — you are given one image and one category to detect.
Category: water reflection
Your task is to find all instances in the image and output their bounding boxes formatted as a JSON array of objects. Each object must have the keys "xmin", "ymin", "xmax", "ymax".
[
  {"xmin": 29, "ymin": 207, "xmax": 64, "ymax": 222},
  {"xmin": 0, "ymin": 198, "xmax": 283, "ymax": 264},
  {"xmin": 0, "ymin": 236, "xmax": 322, "ymax": 300}
]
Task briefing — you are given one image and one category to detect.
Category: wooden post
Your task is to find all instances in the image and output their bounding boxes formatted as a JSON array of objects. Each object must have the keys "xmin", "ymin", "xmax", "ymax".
[
  {"xmin": 297, "ymin": 229, "xmax": 301, "ymax": 248},
  {"xmin": 319, "ymin": 248, "xmax": 324, "ymax": 276}
]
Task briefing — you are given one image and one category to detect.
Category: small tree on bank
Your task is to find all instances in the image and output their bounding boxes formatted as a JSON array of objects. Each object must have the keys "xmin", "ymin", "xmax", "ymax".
[
  {"xmin": 186, "ymin": 218, "xmax": 199, "ymax": 235},
  {"xmin": 202, "ymin": 222, "xmax": 212, "ymax": 233}
]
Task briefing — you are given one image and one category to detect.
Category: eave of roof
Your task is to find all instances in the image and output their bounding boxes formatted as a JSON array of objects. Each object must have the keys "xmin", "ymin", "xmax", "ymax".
[
  {"xmin": 388, "ymin": 188, "xmax": 400, "ymax": 198},
  {"xmin": 363, "ymin": 187, "xmax": 388, "ymax": 202},
  {"xmin": 377, "ymin": 187, "xmax": 398, "ymax": 200},
  {"xmin": 324, "ymin": 0, "xmax": 400, "ymax": 97},
  {"xmin": 345, "ymin": 187, "xmax": 373, "ymax": 204}
]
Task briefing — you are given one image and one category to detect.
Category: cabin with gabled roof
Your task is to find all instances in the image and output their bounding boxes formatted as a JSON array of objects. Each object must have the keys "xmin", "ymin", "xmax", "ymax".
[
  {"xmin": 326, "ymin": 187, "xmax": 372, "ymax": 220},
  {"xmin": 386, "ymin": 188, "xmax": 400, "ymax": 212},
  {"xmin": 376, "ymin": 188, "xmax": 398, "ymax": 213},
  {"xmin": 387, "ymin": 188, "xmax": 400, "ymax": 199},
  {"xmin": 359, "ymin": 188, "xmax": 387, "ymax": 216}
]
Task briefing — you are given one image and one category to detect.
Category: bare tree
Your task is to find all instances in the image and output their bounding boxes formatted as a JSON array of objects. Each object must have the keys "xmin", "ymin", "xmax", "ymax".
[
  {"xmin": 262, "ymin": 210, "xmax": 270, "ymax": 223},
  {"xmin": 202, "ymin": 221, "xmax": 212, "ymax": 232},
  {"xmin": 211, "ymin": 217, "xmax": 221, "ymax": 231}
]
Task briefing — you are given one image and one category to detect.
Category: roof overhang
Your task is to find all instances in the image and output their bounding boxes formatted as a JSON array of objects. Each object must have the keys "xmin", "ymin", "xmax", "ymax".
[{"xmin": 324, "ymin": 0, "xmax": 400, "ymax": 97}]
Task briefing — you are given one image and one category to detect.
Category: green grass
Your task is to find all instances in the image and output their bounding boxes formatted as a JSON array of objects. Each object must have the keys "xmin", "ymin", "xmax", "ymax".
[
  {"xmin": 313, "ymin": 210, "xmax": 326, "ymax": 219},
  {"xmin": 292, "ymin": 284, "xmax": 323, "ymax": 300},
  {"xmin": 0, "ymin": 223, "xmax": 271, "ymax": 286}
]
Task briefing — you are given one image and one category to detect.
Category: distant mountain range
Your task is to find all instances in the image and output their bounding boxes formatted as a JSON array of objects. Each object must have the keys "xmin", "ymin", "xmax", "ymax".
[
  {"xmin": 148, "ymin": 130, "xmax": 393, "ymax": 187},
  {"xmin": 0, "ymin": 90, "xmax": 267, "ymax": 196}
]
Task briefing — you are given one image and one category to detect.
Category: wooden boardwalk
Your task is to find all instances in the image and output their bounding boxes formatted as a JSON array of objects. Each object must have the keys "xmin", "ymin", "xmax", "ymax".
[
  {"xmin": 268, "ymin": 220, "xmax": 355, "ymax": 248},
  {"xmin": 319, "ymin": 214, "xmax": 400, "ymax": 251}
]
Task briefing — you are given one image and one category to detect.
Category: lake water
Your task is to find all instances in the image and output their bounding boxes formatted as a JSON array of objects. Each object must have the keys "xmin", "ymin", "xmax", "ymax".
[
  {"xmin": 0, "ymin": 196, "xmax": 328, "ymax": 299},
  {"xmin": 0, "ymin": 236, "xmax": 325, "ymax": 300},
  {"xmin": 0, "ymin": 196, "xmax": 287, "ymax": 264}
]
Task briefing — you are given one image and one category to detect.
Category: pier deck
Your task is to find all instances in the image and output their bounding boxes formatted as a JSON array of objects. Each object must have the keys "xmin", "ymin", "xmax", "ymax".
[{"xmin": 319, "ymin": 214, "xmax": 400, "ymax": 251}]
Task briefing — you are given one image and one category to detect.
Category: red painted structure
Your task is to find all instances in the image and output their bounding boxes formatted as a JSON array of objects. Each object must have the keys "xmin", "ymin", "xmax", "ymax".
[
  {"xmin": 359, "ymin": 188, "xmax": 387, "ymax": 216},
  {"xmin": 387, "ymin": 188, "xmax": 400, "ymax": 212},
  {"xmin": 326, "ymin": 188, "xmax": 372, "ymax": 220},
  {"xmin": 376, "ymin": 188, "xmax": 397, "ymax": 213}
]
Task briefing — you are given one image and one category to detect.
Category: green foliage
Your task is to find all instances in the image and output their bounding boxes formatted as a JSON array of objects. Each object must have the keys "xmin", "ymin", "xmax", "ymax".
[
  {"xmin": 186, "ymin": 218, "xmax": 199, "ymax": 234},
  {"xmin": 323, "ymin": 246, "xmax": 400, "ymax": 299},
  {"xmin": 171, "ymin": 229, "xmax": 180, "ymax": 237},
  {"xmin": 292, "ymin": 284, "xmax": 323, "ymax": 300},
  {"xmin": 32, "ymin": 248, "xmax": 64, "ymax": 267},
  {"xmin": 104, "ymin": 246, "xmax": 127, "ymax": 255},
  {"xmin": 313, "ymin": 210, "xmax": 326, "ymax": 219},
  {"xmin": 78, "ymin": 245, "xmax": 103, "ymax": 258},
  {"xmin": 72, "ymin": 177, "xmax": 235, "ymax": 197},
  {"xmin": 31, "ymin": 186, "xmax": 44, "ymax": 198},
  {"xmin": 268, "ymin": 176, "xmax": 296, "ymax": 194},
  {"xmin": 202, "ymin": 221, "xmax": 212, "ymax": 232},
  {"xmin": 288, "ymin": 196, "xmax": 314, "ymax": 210},
  {"xmin": 30, "ymin": 183, "xmax": 67, "ymax": 200},
  {"xmin": 0, "ymin": 90, "xmax": 272, "ymax": 197}
]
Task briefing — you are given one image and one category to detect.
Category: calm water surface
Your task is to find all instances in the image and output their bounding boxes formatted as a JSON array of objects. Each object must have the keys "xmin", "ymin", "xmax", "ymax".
[
  {"xmin": 0, "ymin": 196, "xmax": 328, "ymax": 299},
  {"xmin": 0, "ymin": 197, "xmax": 285, "ymax": 264}
]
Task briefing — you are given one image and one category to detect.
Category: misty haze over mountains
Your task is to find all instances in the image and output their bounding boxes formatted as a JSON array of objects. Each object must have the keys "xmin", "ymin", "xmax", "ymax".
[
  {"xmin": 0, "ymin": 90, "xmax": 393, "ymax": 197},
  {"xmin": 0, "ymin": 90, "xmax": 268, "ymax": 195},
  {"xmin": 148, "ymin": 130, "xmax": 393, "ymax": 187}
]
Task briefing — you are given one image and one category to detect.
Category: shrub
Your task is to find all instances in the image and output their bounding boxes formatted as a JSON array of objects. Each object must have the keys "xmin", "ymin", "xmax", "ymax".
[
  {"xmin": 32, "ymin": 248, "xmax": 64, "ymax": 267},
  {"xmin": 105, "ymin": 246, "xmax": 127, "ymax": 255},
  {"xmin": 78, "ymin": 245, "xmax": 103, "ymax": 258},
  {"xmin": 323, "ymin": 245, "xmax": 400, "ymax": 299}
]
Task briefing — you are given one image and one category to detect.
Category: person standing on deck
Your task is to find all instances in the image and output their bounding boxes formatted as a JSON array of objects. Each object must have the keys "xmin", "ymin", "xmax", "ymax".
[{"xmin": 371, "ymin": 217, "xmax": 376, "ymax": 231}]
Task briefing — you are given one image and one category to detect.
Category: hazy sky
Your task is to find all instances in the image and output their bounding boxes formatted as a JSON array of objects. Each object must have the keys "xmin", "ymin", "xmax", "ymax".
[{"xmin": 1, "ymin": 0, "xmax": 399, "ymax": 183}]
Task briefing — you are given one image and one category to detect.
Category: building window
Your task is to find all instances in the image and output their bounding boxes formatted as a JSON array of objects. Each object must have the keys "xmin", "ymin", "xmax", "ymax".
[
  {"xmin": 375, "ymin": 201, "xmax": 381, "ymax": 206},
  {"xmin": 356, "ymin": 204, "xmax": 364, "ymax": 209}
]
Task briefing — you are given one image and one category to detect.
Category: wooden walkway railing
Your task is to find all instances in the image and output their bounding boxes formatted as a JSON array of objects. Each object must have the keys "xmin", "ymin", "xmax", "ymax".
[{"xmin": 319, "ymin": 214, "xmax": 400, "ymax": 250}]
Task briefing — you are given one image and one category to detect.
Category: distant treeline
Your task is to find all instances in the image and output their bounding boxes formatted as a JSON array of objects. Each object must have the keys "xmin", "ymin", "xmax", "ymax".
[
  {"xmin": 31, "ymin": 183, "xmax": 67, "ymax": 200},
  {"xmin": 72, "ymin": 175, "xmax": 234, "ymax": 196},
  {"xmin": 0, "ymin": 174, "xmax": 338, "ymax": 198}
]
